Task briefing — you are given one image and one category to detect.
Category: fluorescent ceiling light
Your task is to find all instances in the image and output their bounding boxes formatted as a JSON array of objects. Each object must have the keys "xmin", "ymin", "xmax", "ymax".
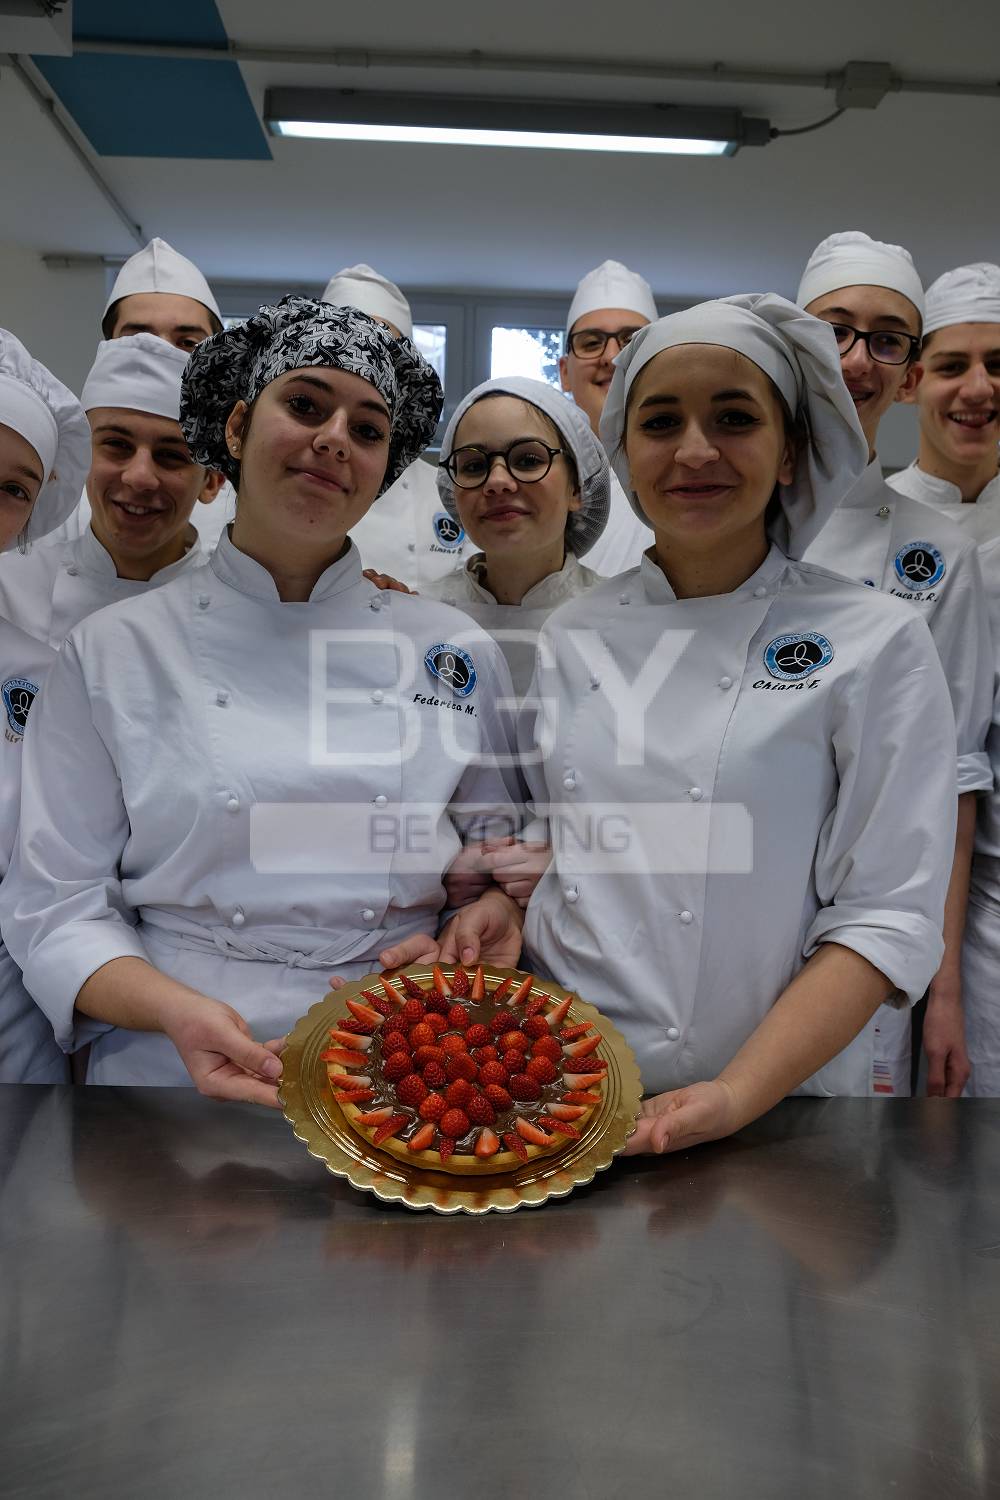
[
  {"xmin": 271, "ymin": 119, "xmax": 730, "ymax": 155},
  {"xmin": 264, "ymin": 89, "xmax": 771, "ymax": 157}
]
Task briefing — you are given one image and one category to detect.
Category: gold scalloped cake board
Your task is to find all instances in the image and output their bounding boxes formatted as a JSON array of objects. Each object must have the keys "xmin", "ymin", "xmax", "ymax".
[{"xmin": 279, "ymin": 965, "xmax": 642, "ymax": 1215}]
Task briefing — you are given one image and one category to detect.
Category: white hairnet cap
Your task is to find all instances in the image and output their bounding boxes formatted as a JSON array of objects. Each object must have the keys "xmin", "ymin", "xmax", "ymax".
[
  {"xmin": 102, "ymin": 238, "xmax": 222, "ymax": 337},
  {"xmin": 797, "ymin": 230, "xmax": 924, "ymax": 321},
  {"xmin": 82, "ymin": 333, "xmax": 188, "ymax": 422},
  {"xmin": 924, "ymin": 263, "xmax": 1000, "ymax": 336},
  {"xmin": 566, "ymin": 259, "xmax": 658, "ymax": 335},
  {"xmin": 599, "ymin": 294, "xmax": 869, "ymax": 560},
  {"xmin": 321, "ymin": 263, "xmax": 413, "ymax": 340},
  {"xmin": 436, "ymin": 375, "xmax": 611, "ymax": 557},
  {"xmin": 0, "ymin": 328, "xmax": 92, "ymax": 546}
]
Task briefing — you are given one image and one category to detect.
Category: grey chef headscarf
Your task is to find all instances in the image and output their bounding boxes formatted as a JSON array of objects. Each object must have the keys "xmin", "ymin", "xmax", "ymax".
[
  {"xmin": 0, "ymin": 327, "xmax": 91, "ymax": 547},
  {"xmin": 436, "ymin": 376, "xmax": 611, "ymax": 557},
  {"xmin": 180, "ymin": 296, "xmax": 443, "ymax": 492},
  {"xmin": 599, "ymin": 293, "xmax": 869, "ymax": 559}
]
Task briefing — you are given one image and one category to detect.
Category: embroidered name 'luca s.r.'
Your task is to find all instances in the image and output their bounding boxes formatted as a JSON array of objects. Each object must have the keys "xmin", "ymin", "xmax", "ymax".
[
  {"xmin": 431, "ymin": 512, "xmax": 465, "ymax": 552},
  {"xmin": 762, "ymin": 632, "xmax": 834, "ymax": 683},
  {"xmin": 893, "ymin": 540, "xmax": 945, "ymax": 592},
  {"xmin": 1, "ymin": 675, "xmax": 40, "ymax": 741},
  {"xmin": 424, "ymin": 642, "xmax": 477, "ymax": 698}
]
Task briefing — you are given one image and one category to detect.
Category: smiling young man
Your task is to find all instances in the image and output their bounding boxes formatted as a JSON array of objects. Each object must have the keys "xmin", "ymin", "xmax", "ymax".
[
  {"xmin": 796, "ymin": 231, "xmax": 993, "ymax": 1098},
  {"xmin": 558, "ymin": 259, "xmax": 657, "ymax": 575},
  {"xmin": 888, "ymin": 263, "xmax": 1000, "ymax": 542},
  {"xmin": 0, "ymin": 335, "xmax": 221, "ymax": 647}
]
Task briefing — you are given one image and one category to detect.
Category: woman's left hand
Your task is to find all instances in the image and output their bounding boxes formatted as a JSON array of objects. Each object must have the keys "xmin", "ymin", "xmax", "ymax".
[
  {"xmin": 438, "ymin": 888, "xmax": 524, "ymax": 969},
  {"xmin": 362, "ymin": 568, "xmax": 415, "ymax": 595},
  {"xmin": 623, "ymin": 1079, "xmax": 743, "ymax": 1155}
]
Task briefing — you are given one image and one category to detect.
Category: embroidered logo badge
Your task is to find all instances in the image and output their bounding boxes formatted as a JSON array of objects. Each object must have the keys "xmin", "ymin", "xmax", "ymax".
[
  {"xmin": 894, "ymin": 541, "xmax": 945, "ymax": 591},
  {"xmin": 424, "ymin": 643, "xmax": 477, "ymax": 698},
  {"xmin": 763, "ymin": 633, "xmax": 834, "ymax": 682},
  {"xmin": 432, "ymin": 512, "xmax": 465, "ymax": 549},
  {"xmin": 1, "ymin": 676, "xmax": 39, "ymax": 738}
]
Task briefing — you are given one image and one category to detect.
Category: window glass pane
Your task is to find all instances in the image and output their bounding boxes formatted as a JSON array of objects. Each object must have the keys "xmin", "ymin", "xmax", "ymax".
[
  {"xmin": 490, "ymin": 326, "xmax": 562, "ymax": 387},
  {"xmin": 413, "ymin": 323, "xmax": 447, "ymax": 386}
]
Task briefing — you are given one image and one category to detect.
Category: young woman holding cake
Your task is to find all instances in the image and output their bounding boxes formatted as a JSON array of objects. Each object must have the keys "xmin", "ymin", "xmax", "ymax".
[{"xmin": 0, "ymin": 299, "xmax": 525, "ymax": 1105}]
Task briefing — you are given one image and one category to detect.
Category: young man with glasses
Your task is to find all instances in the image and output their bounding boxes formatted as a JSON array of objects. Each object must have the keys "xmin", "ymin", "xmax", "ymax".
[
  {"xmin": 796, "ymin": 231, "xmax": 993, "ymax": 1099},
  {"xmin": 558, "ymin": 259, "xmax": 656, "ymax": 575}
]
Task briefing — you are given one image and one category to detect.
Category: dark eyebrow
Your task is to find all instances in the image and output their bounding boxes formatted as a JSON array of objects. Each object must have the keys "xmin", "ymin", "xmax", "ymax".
[
  {"xmin": 637, "ymin": 389, "xmax": 761, "ymax": 409},
  {"xmin": 92, "ymin": 423, "xmax": 137, "ymax": 437},
  {"xmin": 820, "ymin": 305, "xmax": 914, "ymax": 332},
  {"xmin": 92, "ymin": 422, "xmax": 189, "ymax": 453},
  {"xmin": 118, "ymin": 322, "xmax": 209, "ymax": 337},
  {"xmin": 928, "ymin": 345, "xmax": 1000, "ymax": 360},
  {"xmin": 286, "ymin": 373, "xmax": 390, "ymax": 420},
  {"xmin": 9, "ymin": 460, "xmax": 43, "ymax": 485}
]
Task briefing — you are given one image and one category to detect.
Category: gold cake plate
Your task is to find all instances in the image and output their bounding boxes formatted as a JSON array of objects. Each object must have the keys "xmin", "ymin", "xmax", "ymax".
[{"xmin": 279, "ymin": 965, "xmax": 642, "ymax": 1215}]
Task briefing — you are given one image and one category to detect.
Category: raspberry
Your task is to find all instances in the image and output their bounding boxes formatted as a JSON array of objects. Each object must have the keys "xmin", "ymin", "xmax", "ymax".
[
  {"xmin": 425, "ymin": 1012, "xmax": 448, "ymax": 1036},
  {"xmin": 484, "ymin": 1083, "xmax": 513, "ymax": 1112},
  {"xmin": 465, "ymin": 1023, "xmax": 491, "ymax": 1049},
  {"xmin": 382, "ymin": 1051, "xmax": 411, "ymax": 1083},
  {"xmin": 445, "ymin": 1078, "xmax": 474, "ymax": 1107},
  {"xmin": 500, "ymin": 1030, "xmax": 529, "ymax": 1053},
  {"xmin": 447, "ymin": 1004, "xmax": 469, "ymax": 1030},
  {"xmin": 466, "ymin": 1092, "xmax": 496, "ymax": 1126},
  {"xmin": 441, "ymin": 1034, "xmax": 468, "ymax": 1055},
  {"xmin": 490, "ymin": 1011, "xmax": 514, "ymax": 1034},
  {"xmin": 472, "ymin": 1045, "xmax": 498, "ymax": 1066},
  {"xmin": 526, "ymin": 1056, "xmax": 557, "ymax": 1085},
  {"xmin": 419, "ymin": 1091, "xmax": 446, "ymax": 1122},
  {"xmin": 509, "ymin": 1072, "xmax": 542, "ymax": 1101},
  {"xmin": 440, "ymin": 1108, "xmax": 470, "ymax": 1139},
  {"xmin": 382, "ymin": 1030, "xmax": 409, "ymax": 1055},
  {"xmin": 446, "ymin": 1054, "xmax": 478, "ymax": 1084},
  {"xmin": 422, "ymin": 1061, "xmax": 447, "ymax": 1088},
  {"xmin": 414, "ymin": 1044, "xmax": 447, "ymax": 1068},
  {"xmin": 522, "ymin": 1015, "xmax": 549, "ymax": 1039},
  {"xmin": 478, "ymin": 1060, "xmax": 508, "ymax": 1088},
  {"xmin": 399, "ymin": 999, "xmax": 426, "ymax": 1027},
  {"xmin": 425, "ymin": 991, "xmax": 451, "ymax": 1015},
  {"xmin": 397, "ymin": 1073, "xmax": 429, "ymax": 1108},
  {"xmin": 408, "ymin": 1022, "xmax": 435, "ymax": 1049},
  {"xmin": 531, "ymin": 1035, "xmax": 562, "ymax": 1063},
  {"xmin": 502, "ymin": 1050, "xmax": 525, "ymax": 1073}
]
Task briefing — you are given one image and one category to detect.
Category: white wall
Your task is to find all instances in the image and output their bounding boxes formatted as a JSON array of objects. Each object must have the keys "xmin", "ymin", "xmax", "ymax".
[{"xmin": 0, "ymin": 241, "xmax": 105, "ymax": 395}]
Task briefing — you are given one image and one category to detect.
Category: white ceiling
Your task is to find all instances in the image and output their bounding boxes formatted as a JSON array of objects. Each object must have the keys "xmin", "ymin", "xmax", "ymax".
[{"xmin": 1, "ymin": 0, "xmax": 998, "ymax": 303}]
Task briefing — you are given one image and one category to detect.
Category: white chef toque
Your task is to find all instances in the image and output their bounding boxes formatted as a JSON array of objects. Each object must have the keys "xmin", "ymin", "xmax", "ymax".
[
  {"xmin": 102, "ymin": 238, "xmax": 222, "ymax": 339},
  {"xmin": 82, "ymin": 333, "xmax": 188, "ymax": 422},
  {"xmin": 566, "ymin": 259, "xmax": 658, "ymax": 335},
  {"xmin": 0, "ymin": 328, "xmax": 92, "ymax": 544},
  {"xmin": 923, "ymin": 263, "xmax": 1000, "ymax": 337},
  {"xmin": 796, "ymin": 231, "xmax": 924, "ymax": 320},
  {"xmin": 321, "ymin": 263, "xmax": 413, "ymax": 340}
]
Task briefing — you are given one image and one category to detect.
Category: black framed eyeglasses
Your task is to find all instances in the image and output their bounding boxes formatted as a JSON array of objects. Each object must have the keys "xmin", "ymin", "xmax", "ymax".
[
  {"xmin": 566, "ymin": 325, "xmax": 643, "ymax": 360},
  {"xmin": 440, "ymin": 439, "xmax": 565, "ymax": 489},
  {"xmin": 830, "ymin": 323, "xmax": 920, "ymax": 366}
]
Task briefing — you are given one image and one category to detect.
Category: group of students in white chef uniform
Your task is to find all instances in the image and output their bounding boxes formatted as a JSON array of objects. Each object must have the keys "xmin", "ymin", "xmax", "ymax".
[{"xmin": 0, "ymin": 225, "xmax": 997, "ymax": 1156}]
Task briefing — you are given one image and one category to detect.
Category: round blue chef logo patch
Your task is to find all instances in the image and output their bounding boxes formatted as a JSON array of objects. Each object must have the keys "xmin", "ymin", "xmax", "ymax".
[
  {"xmin": 424, "ymin": 643, "xmax": 477, "ymax": 698},
  {"xmin": 894, "ymin": 540, "xmax": 945, "ymax": 591},
  {"xmin": 764, "ymin": 633, "xmax": 834, "ymax": 682},
  {"xmin": 1, "ymin": 675, "xmax": 39, "ymax": 737},
  {"xmin": 432, "ymin": 512, "xmax": 465, "ymax": 550}
]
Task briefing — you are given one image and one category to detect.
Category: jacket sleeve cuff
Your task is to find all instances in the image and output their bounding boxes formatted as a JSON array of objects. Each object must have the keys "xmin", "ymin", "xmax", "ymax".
[
  {"xmin": 24, "ymin": 921, "xmax": 151, "ymax": 1053},
  {"xmin": 957, "ymin": 750, "xmax": 993, "ymax": 796},
  {"xmin": 803, "ymin": 905, "xmax": 944, "ymax": 1006}
]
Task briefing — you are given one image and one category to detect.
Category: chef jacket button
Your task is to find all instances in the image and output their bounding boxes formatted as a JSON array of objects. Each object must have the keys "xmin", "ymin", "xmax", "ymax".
[
  {"xmin": 226, "ymin": 795, "xmax": 239, "ymax": 813},
  {"xmin": 589, "ymin": 676, "xmax": 601, "ymax": 691},
  {"xmin": 877, "ymin": 506, "xmax": 891, "ymax": 519},
  {"xmin": 65, "ymin": 564, "xmax": 79, "ymax": 577},
  {"xmin": 361, "ymin": 908, "xmax": 376, "ymax": 922},
  {"xmin": 563, "ymin": 773, "xmax": 577, "ymax": 791},
  {"xmin": 373, "ymin": 794, "xmax": 388, "ymax": 807},
  {"xmin": 232, "ymin": 908, "xmax": 245, "ymax": 928},
  {"xmin": 678, "ymin": 910, "xmax": 694, "ymax": 924},
  {"xmin": 369, "ymin": 596, "xmax": 382, "ymax": 611},
  {"xmin": 666, "ymin": 1026, "xmax": 680, "ymax": 1041},
  {"xmin": 753, "ymin": 586, "xmax": 767, "ymax": 598},
  {"xmin": 863, "ymin": 579, "xmax": 876, "ymax": 588},
  {"xmin": 371, "ymin": 689, "xmax": 384, "ymax": 704},
  {"xmin": 688, "ymin": 787, "xmax": 703, "ymax": 801},
  {"xmin": 408, "ymin": 543, "xmax": 416, "ymax": 552},
  {"xmin": 564, "ymin": 886, "xmax": 580, "ymax": 904},
  {"xmin": 619, "ymin": 593, "xmax": 630, "ymax": 606},
  {"xmin": 718, "ymin": 676, "xmax": 733, "ymax": 690},
  {"xmin": 216, "ymin": 688, "xmax": 230, "ymax": 706},
  {"xmin": 197, "ymin": 593, "xmax": 210, "ymax": 609}
]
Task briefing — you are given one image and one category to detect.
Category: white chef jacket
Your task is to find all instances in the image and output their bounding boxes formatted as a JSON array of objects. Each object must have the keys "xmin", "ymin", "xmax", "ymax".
[
  {"xmin": 888, "ymin": 463, "xmax": 1000, "ymax": 544},
  {"xmin": 0, "ymin": 524, "xmax": 208, "ymax": 649},
  {"xmin": 46, "ymin": 484, "xmax": 236, "ymax": 553},
  {"xmin": 424, "ymin": 551, "xmax": 598, "ymax": 697},
  {"xmin": 348, "ymin": 457, "xmax": 477, "ymax": 589},
  {"xmin": 0, "ymin": 530, "xmax": 522, "ymax": 1084},
  {"xmin": 578, "ymin": 471, "xmax": 655, "ymax": 578},
  {"xmin": 0, "ymin": 619, "xmax": 65, "ymax": 1082},
  {"xmin": 519, "ymin": 546, "xmax": 956, "ymax": 1098}
]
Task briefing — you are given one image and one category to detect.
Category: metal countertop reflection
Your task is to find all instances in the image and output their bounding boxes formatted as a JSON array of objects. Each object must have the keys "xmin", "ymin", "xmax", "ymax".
[{"xmin": 1, "ymin": 1088, "xmax": 998, "ymax": 1499}]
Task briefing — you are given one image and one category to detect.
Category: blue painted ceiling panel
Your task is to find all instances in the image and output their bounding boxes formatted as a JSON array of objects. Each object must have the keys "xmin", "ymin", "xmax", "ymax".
[{"xmin": 33, "ymin": 0, "xmax": 270, "ymax": 160}]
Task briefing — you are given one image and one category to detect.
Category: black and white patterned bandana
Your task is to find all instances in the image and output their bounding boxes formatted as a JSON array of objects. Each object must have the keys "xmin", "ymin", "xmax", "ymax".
[{"xmin": 179, "ymin": 296, "xmax": 443, "ymax": 493}]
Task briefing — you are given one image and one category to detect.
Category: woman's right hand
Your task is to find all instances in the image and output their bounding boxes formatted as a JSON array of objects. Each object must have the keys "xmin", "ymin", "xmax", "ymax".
[
  {"xmin": 162, "ymin": 993, "xmax": 284, "ymax": 1108},
  {"xmin": 478, "ymin": 837, "xmax": 552, "ymax": 907}
]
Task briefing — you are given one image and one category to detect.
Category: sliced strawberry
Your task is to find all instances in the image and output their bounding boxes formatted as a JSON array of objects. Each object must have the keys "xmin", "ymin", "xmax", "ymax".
[
  {"xmin": 324, "ymin": 1048, "xmax": 370, "ymax": 1069},
  {"xmin": 475, "ymin": 1127, "xmax": 500, "ymax": 1158},
  {"xmin": 372, "ymin": 1113, "xmax": 408, "ymax": 1145},
  {"xmin": 563, "ymin": 1071, "xmax": 605, "ymax": 1090},
  {"xmin": 503, "ymin": 1130, "xmax": 528, "ymax": 1162},
  {"xmin": 537, "ymin": 1114, "xmax": 580, "ymax": 1138},
  {"xmin": 544, "ymin": 996, "xmax": 572, "ymax": 1030},
  {"xmin": 524, "ymin": 995, "xmax": 548, "ymax": 1018},
  {"xmin": 432, "ymin": 964, "xmax": 452, "ymax": 998},
  {"xmin": 516, "ymin": 1116, "xmax": 555, "ymax": 1146},
  {"xmin": 490, "ymin": 977, "xmax": 514, "ymax": 1003},
  {"xmin": 561, "ymin": 1090, "xmax": 602, "ymax": 1105},
  {"xmin": 470, "ymin": 965, "xmax": 486, "ymax": 1002},
  {"xmin": 334, "ymin": 1016, "xmax": 375, "ymax": 1036},
  {"xmin": 563, "ymin": 1033, "xmax": 602, "ymax": 1059},
  {"xmin": 361, "ymin": 988, "xmax": 394, "ymax": 1017},
  {"xmin": 326, "ymin": 1072, "xmax": 372, "ymax": 1091},
  {"xmin": 449, "ymin": 965, "xmax": 471, "ymax": 997},
  {"xmin": 328, "ymin": 1028, "xmax": 372, "ymax": 1052},
  {"xmin": 400, "ymin": 974, "xmax": 426, "ymax": 999},
  {"xmin": 347, "ymin": 999, "xmax": 383, "ymax": 1027},
  {"xmin": 333, "ymin": 1087, "xmax": 375, "ymax": 1105},
  {"xmin": 546, "ymin": 1102, "xmax": 589, "ymax": 1120},
  {"xmin": 438, "ymin": 1137, "xmax": 456, "ymax": 1163},
  {"xmin": 354, "ymin": 1106, "xmax": 394, "ymax": 1126},
  {"xmin": 407, "ymin": 1122, "xmax": 436, "ymax": 1153},
  {"xmin": 560, "ymin": 1022, "xmax": 594, "ymax": 1042},
  {"xmin": 508, "ymin": 974, "xmax": 535, "ymax": 1007},
  {"xmin": 379, "ymin": 977, "xmax": 404, "ymax": 1007}
]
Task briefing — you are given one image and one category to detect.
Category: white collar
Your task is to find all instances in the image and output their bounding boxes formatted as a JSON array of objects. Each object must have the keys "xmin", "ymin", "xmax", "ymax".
[
  {"xmin": 464, "ymin": 551, "xmax": 592, "ymax": 607},
  {"xmin": 210, "ymin": 525, "xmax": 364, "ymax": 603},
  {"xmin": 900, "ymin": 460, "xmax": 1000, "ymax": 506},
  {"xmin": 638, "ymin": 542, "xmax": 787, "ymax": 604},
  {"xmin": 76, "ymin": 523, "xmax": 204, "ymax": 582}
]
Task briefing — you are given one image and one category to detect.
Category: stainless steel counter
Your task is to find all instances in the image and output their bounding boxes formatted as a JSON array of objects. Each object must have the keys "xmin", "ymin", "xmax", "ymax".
[{"xmin": 1, "ymin": 1088, "xmax": 998, "ymax": 1499}]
